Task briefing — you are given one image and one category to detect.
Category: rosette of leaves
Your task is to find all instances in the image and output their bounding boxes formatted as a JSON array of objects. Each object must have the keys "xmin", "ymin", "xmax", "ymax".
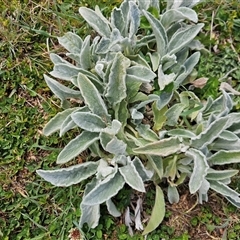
[{"xmin": 36, "ymin": 0, "xmax": 240, "ymax": 235}]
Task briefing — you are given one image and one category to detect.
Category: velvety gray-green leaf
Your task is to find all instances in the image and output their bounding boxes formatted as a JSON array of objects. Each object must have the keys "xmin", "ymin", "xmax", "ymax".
[
  {"xmin": 133, "ymin": 157, "xmax": 153, "ymax": 182},
  {"xmin": 80, "ymin": 35, "xmax": 91, "ymax": 69},
  {"xmin": 161, "ymin": 7, "xmax": 198, "ymax": 28},
  {"xmin": 127, "ymin": 65, "xmax": 156, "ymax": 83},
  {"xmin": 43, "ymin": 107, "xmax": 80, "ymax": 136},
  {"xmin": 79, "ymin": 179, "xmax": 100, "ymax": 228},
  {"xmin": 83, "ymin": 171, "xmax": 125, "ymax": 205},
  {"xmin": 142, "ymin": 185, "xmax": 165, "ymax": 235},
  {"xmin": 167, "ymin": 129, "xmax": 196, "ymax": 138},
  {"xmin": 44, "ymin": 75, "xmax": 82, "ymax": 103},
  {"xmin": 129, "ymin": 1, "xmax": 140, "ymax": 39},
  {"xmin": 79, "ymin": 203, "xmax": 100, "ymax": 228},
  {"xmin": 206, "ymin": 169, "xmax": 239, "ymax": 181},
  {"xmin": 167, "ymin": 186, "xmax": 179, "ymax": 204},
  {"xmin": 77, "ymin": 73, "xmax": 110, "ymax": 121},
  {"xmin": 133, "ymin": 137, "xmax": 183, "ymax": 156},
  {"xmin": 36, "ymin": 161, "xmax": 98, "ymax": 187},
  {"xmin": 142, "ymin": 10, "xmax": 167, "ymax": 57},
  {"xmin": 168, "ymin": 23, "xmax": 204, "ymax": 55},
  {"xmin": 191, "ymin": 117, "xmax": 229, "ymax": 149},
  {"xmin": 71, "ymin": 112, "xmax": 106, "ymax": 132},
  {"xmin": 111, "ymin": 8, "xmax": 125, "ymax": 34},
  {"xmin": 209, "ymin": 180, "xmax": 240, "ymax": 200},
  {"xmin": 106, "ymin": 52, "xmax": 130, "ymax": 106},
  {"xmin": 58, "ymin": 32, "xmax": 83, "ymax": 53},
  {"xmin": 57, "ymin": 131, "xmax": 99, "ymax": 164},
  {"xmin": 136, "ymin": 124, "xmax": 159, "ymax": 141},
  {"xmin": 119, "ymin": 162, "xmax": 145, "ymax": 192},
  {"xmin": 147, "ymin": 155, "xmax": 163, "ymax": 179},
  {"xmin": 79, "ymin": 7, "xmax": 111, "ymax": 37},
  {"xmin": 50, "ymin": 64, "xmax": 80, "ymax": 81},
  {"xmin": 208, "ymin": 150, "xmax": 240, "ymax": 165},
  {"xmin": 106, "ymin": 199, "xmax": 121, "ymax": 217},
  {"xmin": 186, "ymin": 148, "xmax": 209, "ymax": 194}
]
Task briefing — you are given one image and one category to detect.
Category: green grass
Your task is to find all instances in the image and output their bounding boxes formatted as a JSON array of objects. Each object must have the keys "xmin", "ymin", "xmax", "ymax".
[{"xmin": 0, "ymin": 0, "xmax": 240, "ymax": 239}]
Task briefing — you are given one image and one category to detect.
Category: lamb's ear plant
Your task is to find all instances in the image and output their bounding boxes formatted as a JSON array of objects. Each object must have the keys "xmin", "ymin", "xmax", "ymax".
[{"xmin": 37, "ymin": 0, "xmax": 240, "ymax": 236}]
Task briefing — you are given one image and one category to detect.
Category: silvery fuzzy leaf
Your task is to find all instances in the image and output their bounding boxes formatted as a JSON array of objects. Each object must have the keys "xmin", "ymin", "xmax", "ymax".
[
  {"xmin": 161, "ymin": 7, "xmax": 198, "ymax": 29},
  {"xmin": 198, "ymin": 179, "xmax": 210, "ymax": 204},
  {"xmin": 79, "ymin": 7, "xmax": 111, "ymax": 38},
  {"xmin": 43, "ymin": 107, "xmax": 80, "ymax": 136},
  {"xmin": 36, "ymin": 161, "xmax": 99, "ymax": 187},
  {"xmin": 165, "ymin": 103, "xmax": 185, "ymax": 126},
  {"xmin": 57, "ymin": 131, "xmax": 99, "ymax": 164},
  {"xmin": 129, "ymin": 1, "xmax": 140, "ymax": 39},
  {"xmin": 168, "ymin": 24, "xmax": 204, "ymax": 55},
  {"xmin": 71, "ymin": 112, "xmax": 107, "ymax": 132},
  {"xmin": 136, "ymin": 124, "xmax": 159, "ymax": 141},
  {"xmin": 174, "ymin": 52, "xmax": 200, "ymax": 87},
  {"xmin": 156, "ymin": 91, "xmax": 173, "ymax": 110},
  {"xmin": 136, "ymin": 34, "xmax": 156, "ymax": 48},
  {"xmin": 208, "ymin": 150, "xmax": 240, "ymax": 165},
  {"xmin": 115, "ymin": 100, "xmax": 130, "ymax": 128},
  {"xmin": 79, "ymin": 203, "xmax": 100, "ymax": 228},
  {"xmin": 106, "ymin": 52, "xmax": 130, "ymax": 106},
  {"xmin": 161, "ymin": 53, "xmax": 177, "ymax": 71},
  {"xmin": 58, "ymin": 32, "xmax": 83, "ymax": 53},
  {"xmin": 111, "ymin": 8, "xmax": 125, "ymax": 34},
  {"xmin": 142, "ymin": 185, "xmax": 165, "ymax": 235},
  {"xmin": 219, "ymin": 130, "xmax": 239, "ymax": 141},
  {"xmin": 80, "ymin": 35, "xmax": 91, "ymax": 69},
  {"xmin": 206, "ymin": 169, "xmax": 239, "ymax": 181},
  {"xmin": 102, "ymin": 119, "xmax": 122, "ymax": 135},
  {"xmin": 191, "ymin": 117, "xmax": 229, "ymax": 149},
  {"xmin": 119, "ymin": 161, "xmax": 145, "ymax": 192},
  {"xmin": 105, "ymin": 137, "xmax": 127, "ymax": 155},
  {"xmin": 142, "ymin": 10, "xmax": 167, "ymax": 57},
  {"xmin": 133, "ymin": 157, "xmax": 153, "ymax": 181},
  {"xmin": 225, "ymin": 196, "xmax": 240, "ymax": 208},
  {"xmin": 130, "ymin": 108, "xmax": 144, "ymax": 120},
  {"xmin": 167, "ymin": 186, "xmax": 179, "ymax": 204},
  {"xmin": 77, "ymin": 73, "xmax": 110, "ymax": 121},
  {"xmin": 95, "ymin": 37, "xmax": 111, "ymax": 54},
  {"xmin": 211, "ymin": 138, "xmax": 240, "ymax": 151},
  {"xmin": 186, "ymin": 148, "xmax": 209, "ymax": 194},
  {"xmin": 106, "ymin": 199, "xmax": 121, "ymax": 217},
  {"xmin": 167, "ymin": 129, "xmax": 196, "ymax": 139},
  {"xmin": 133, "ymin": 137, "xmax": 183, "ymax": 156},
  {"xmin": 147, "ymin": 155, "xmax": 164, "ymax": 180},
  {"xmin": 188, "ymin": 39, "xmax": 204, "ymax": 50},
  {"xmin": 148, "ymin": 52, "xmax": 160, "ymax": 72},
  {"xmin": 127, "ymin": 65, "xmax": 156, "ymax": 83},
  {"xmin": 79, "ymin": 179, "xmax": 100, "ymax": 228},
  {"xmin": 60, "ymin": 106, "xmax": 89, "ymax": 137},
  {"xmin": 59, "ymin": 117, "xmax": 76, "ymax": 137},
  {"xmin": 112, "ymin": 155, "xmax": 128, "ymax": 166},
  {"xmin": 158, "ymin": 64, "xmax": 176, "ymax": 90},
  {"xmin": 136, "ymin": 0, "xmax": 150, "ymax": 11},
  {"xmin": 128, "ymin": 54, "xmax": 151, "ymax": 68},
  {"xmin": 209, "ymin": 180, "xmax": 240, "ymax": 201},
  {"xmin": 100, "ymin": 132, "xmax": 127, "ymax": 155},
  {"xmin": 135, "ymin": 197, "xmax": 144, "ymax": 231},
  {"xmin": 95, "ymin": 62, "xmax": 105, "ymax": 79},
  {"xmin": 135, "ymin": 94, "xmax": 159, "ymax": 110},
  {"xmin": 83, "ymin": 171, "xmax": 125, "ymax": 205},
  {"xmin": 50, "ymin": 63, "xmax": 80, "ymax": 81},
  {"xmin": 95, "ymin": 159, "xmax": 114, "ymax": 180},
  {"xmin": 50, "ymin": 53, "xmax": 71, "ymax": 65}
]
